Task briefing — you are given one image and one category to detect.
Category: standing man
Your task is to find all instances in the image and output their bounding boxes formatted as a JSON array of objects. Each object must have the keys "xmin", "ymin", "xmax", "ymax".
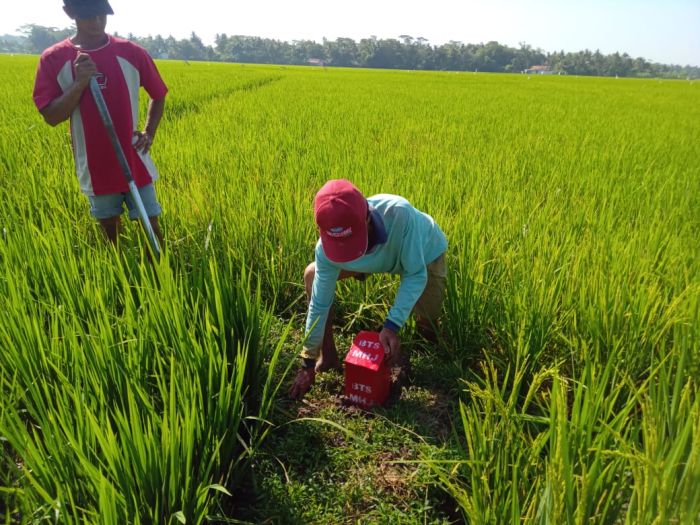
[
  {"xmin": 289, "ymin": 179, "xmax": 448, "ymax": 400},
  {"xmin": 33, "ymin": 0, "xmax": 168, "ymax": 245}
]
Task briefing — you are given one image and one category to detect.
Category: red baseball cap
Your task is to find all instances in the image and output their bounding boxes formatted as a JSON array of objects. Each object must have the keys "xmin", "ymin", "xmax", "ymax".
[{"xmin": 314, "ymin": 179, "xmax": 368, "ymax": 263}]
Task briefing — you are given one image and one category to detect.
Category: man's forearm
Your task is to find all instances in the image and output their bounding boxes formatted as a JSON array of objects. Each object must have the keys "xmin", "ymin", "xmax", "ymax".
[
  {"xmin": 301, "ymin": 311, "xmax": 327, "ymax": 360},
  {"xmin": 144, "ymin": 97, "xmax": 165, "ymax": 136},
  {"xmin": 386, "ymin": 268, "xmax": 428, "ymax": 329},
  {"xmin": 40, "ymin": 79, "xmax": 89, "ymax": 126}
]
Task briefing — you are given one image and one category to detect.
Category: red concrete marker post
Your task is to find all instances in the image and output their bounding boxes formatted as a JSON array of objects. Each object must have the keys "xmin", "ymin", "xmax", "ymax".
[{"xmin": 344, "ymin": 331, "xmax": 391, "ymax": 408}]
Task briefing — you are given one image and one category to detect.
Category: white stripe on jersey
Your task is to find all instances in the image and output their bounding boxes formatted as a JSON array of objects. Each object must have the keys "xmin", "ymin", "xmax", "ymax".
[
  {"xmin": 57, "ymin": 60, "xmax": 94, "ymax": 196},
  {"xmin": 118, "ymin": 56, "xmax": 159, "ymax": 183}
]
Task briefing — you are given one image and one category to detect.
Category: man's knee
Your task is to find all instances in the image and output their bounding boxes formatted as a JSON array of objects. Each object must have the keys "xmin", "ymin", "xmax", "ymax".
[
  {"xmin": 304, "ymin": 262, "xmax": 316, "ymax": 298},
  {"xmin": 303, "ymin": 263, "xmax": 366, "ymax": 298}
]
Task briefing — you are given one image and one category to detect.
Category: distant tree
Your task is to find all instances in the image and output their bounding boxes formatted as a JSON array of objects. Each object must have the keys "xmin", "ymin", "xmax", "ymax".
[
  {"xmin": 357, "ymin": 37, "xmax": 380, "ymax": 66},
  {"xmin": 17, "ymin": 24, "xmax": 692, "ymax": 78},
  {"xmin": 632, "ymin": 56, "xmax": 652, "ymax": 77},
  {"xmin": 324, "ymin": 37, "xmax": 358, "ymax": 67},
  {"xmin": 413, "ymin": 37, "xmax": 433, "ymax": 69},
  {"xmin": 0, "ymin": 34, "xmax": 28, "ymax": 53},
  {"xmin": 20, "ymin": 24, "xmax": 72, "ymax": 53},
  {"xmin": 214, "ymin": 33, "xmax": 229, "ymax": 58},
  {"xmin": 509, "ymin": 42, "xmax": 545, "ymax": 72},
  {"xmin": 369, "ymin": 39, "xmax": 407, "ymax": 69},
  {"xmin": 152, "ymin": 35, "xmax": 168, "ymax": 58},
  {"xmin": 472, "ymin": 41, "xmax": 513, "ymax": 72},
  {"xmin": 289, "ymin": 39, "xmax": 323, "ymax": 64},
  {"xmin": 186, "ymin": 32, "xmax": 209, "ymax": 61}
]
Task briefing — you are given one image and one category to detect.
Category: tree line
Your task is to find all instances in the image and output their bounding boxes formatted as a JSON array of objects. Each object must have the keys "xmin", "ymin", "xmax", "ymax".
[{"xmin": 4, "ymin": 24, "xmax": 698, "ymax": 79}]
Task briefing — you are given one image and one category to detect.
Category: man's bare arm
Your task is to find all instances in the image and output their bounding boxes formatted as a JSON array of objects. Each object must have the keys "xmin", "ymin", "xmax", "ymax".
[
  {"xmin": 134, "ymin": 97, "xmax": 166, "ymax": 154},
  {"xmin": 145, "ymin": 97, "xmax": 165, "ymax": 137},
  {"xmin": 40, "ymin": 53, "xmax": 97, "ymax": 126}
]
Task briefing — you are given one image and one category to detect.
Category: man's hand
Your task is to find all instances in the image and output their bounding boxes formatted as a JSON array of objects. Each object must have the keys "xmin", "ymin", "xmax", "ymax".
[
  {"xmin": 289, "ymin": 367, "xmax": 316, "ymax": 400},
  {"xmin": 133, "ymin": 131, "xmax": 154, "ymax": 154},
  {"xmin": 379, "ymin": 327, "xmax": 400, "ymax": 365},
  {"xmin": 137, "ymin": 97, "xmax": 165, "ymax": 155},
  {"xmin": 74, "ymin": 52, "xmax": 97, "ymax": 86},
  {"xmin": 40, "ymin": 53, "xmax": 97, "ymax": 126}
]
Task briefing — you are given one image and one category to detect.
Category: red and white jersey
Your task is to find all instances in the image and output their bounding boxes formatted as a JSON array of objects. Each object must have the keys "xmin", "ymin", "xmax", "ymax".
[{"xmin": 33, "ymin": 36, "xmax": 168, "ymax": 196}]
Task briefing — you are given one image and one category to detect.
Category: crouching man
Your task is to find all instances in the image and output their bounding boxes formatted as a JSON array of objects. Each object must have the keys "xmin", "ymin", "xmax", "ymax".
[{"xmin": 289, "ymin": 179, "xmax": 448, "ymax": 400}]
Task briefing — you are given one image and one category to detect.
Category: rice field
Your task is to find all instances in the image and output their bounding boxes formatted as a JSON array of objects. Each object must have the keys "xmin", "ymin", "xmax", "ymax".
[{"xmin": 1, "ymin": 54, "xmax": 699, "ymax": 523}]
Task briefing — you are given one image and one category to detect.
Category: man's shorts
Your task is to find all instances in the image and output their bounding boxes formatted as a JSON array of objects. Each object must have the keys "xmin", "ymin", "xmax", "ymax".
[
  {"xmin": 413, "ymin": 253, "xmax": 447, "ymax": 320},
  {"xmin": 88, "ymin": 184, "xmax": 162, "ymax": 220}
]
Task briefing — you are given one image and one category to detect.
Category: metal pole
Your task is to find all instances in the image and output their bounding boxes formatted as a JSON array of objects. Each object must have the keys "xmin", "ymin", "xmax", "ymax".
[{"xmin": 89, "ymin": 76, "xmax": 161, "ymax": 259}]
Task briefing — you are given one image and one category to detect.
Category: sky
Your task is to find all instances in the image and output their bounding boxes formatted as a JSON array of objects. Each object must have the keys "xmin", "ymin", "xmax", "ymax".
[{"xmin": 2, "ymin": 0, "xmax": 699, "ymax": 66}]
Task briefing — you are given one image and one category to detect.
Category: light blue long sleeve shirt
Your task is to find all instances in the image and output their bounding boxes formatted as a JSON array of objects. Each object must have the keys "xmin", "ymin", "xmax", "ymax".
[{"xmin": 302, "ymin": 194, "xmax": 447, "ymax": 359}]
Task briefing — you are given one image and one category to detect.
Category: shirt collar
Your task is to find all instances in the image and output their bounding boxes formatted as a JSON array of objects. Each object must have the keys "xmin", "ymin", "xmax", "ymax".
[{"xmin": 366, "ymin": 206, "xmax": 387, "ymax": 253}]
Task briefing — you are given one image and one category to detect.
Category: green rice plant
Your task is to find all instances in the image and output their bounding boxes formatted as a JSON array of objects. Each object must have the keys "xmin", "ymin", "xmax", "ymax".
[
  {"xmin": 427, "ymin": 358, "xmax": 551, "ymax": 523},
  {"xmin": 0, "ymin": 227, "xmax": 290, "ymax": 522},
  {"xmin": 430, "ymin": 338, "xmax": 699, "ymax": 524},
  {"xmin": 620, "ymin": 334, "xmax": 700, "ymax": 524},
  {"xmin": 1, "ymin": 54, "xmax": 698, "ymax": 522}
]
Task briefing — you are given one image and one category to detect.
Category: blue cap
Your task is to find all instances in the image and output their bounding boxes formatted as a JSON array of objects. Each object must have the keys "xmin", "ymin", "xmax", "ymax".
[{"xmin": 64, "ymin": 0, "xmax": 114, "ymax": 18}]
